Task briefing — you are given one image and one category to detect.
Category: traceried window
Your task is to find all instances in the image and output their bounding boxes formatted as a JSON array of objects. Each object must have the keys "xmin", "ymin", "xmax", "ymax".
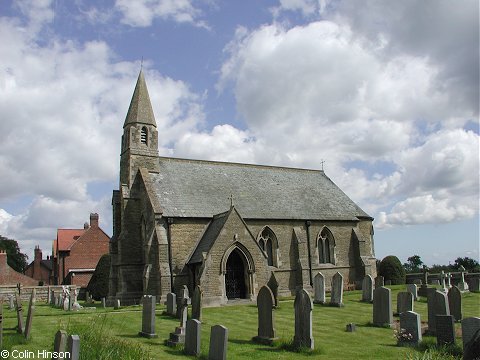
[
  {"xmin": 258, "ymin": 227, "xmax": 277, "ymax": 267},
  {"xmin": 317, "ymin": 227, "xmax": 335, "ymax": 264},
  {"xmin": 141, "ymin": 126, "xmax": 148, "ymax": 145}
]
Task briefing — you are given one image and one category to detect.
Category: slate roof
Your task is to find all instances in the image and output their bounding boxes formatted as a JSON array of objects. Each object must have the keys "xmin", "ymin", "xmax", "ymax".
[{"xmin": 149, "ymin": 157, "xmax": 371, "ymax": 221}]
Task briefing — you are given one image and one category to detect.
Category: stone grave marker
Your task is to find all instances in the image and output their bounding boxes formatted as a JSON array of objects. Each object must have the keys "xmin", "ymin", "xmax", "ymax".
[
  {"xmin": 396, "ymin": 291, "xmax": 414, "ymax": 315},
  {"xmin": 191, "ymin": 285, "xmax": 203, "ymax": 321},
  {"xmin": 69, "ymin": 289, "xmax": 75, "ymax": 311},
  {"xmin": 469, "ymin": 277, "xmax": 480, "ymax": 292},
  {"xmin": 0, "ymin": 298, "xmax": 3, "ymax": 350},
  {"xmin": 185, "ymin": 319, "xmax": 201, "ymax": 356},
  {"xmin": 101, "ymin": 297, "xmax": 106, "ymax": 308},
  {"xmin": 9, "ymin": 295, "xmax": 14, "ymax": 310},
  {"xmin": 399, "ymin": 311, "xmax": 422, "ymax": 346},
  {"xmin": 375, "ymin": 276, "xmax": 384, "ymax": 288},
  {"xmin": 54, "ymin": 330, "xmax": 68, "ymax": 353},
  {"xmin": 447, "ymin": 285, "xmax": 462, "ymax": 322},
  {"xmin": 253, "ymin": 285, "xmax": 277, "ymax": 344},
  {"xmin": 166, "ymin": 292, "xmax": 176, "ymax": 316},
  {"xmin": 373, "ymin": 286, "xmax": 392, "ymax": 327},
  {"xmin": 208, "ymin": 325, "xmax": 228, "ymax": 360},
  {"xmin": 167, "ymin": 285, "xmax": 190, "ymax": 346},
  {"xmin": 293, "ymin": 288, "xmax": 314, "ymax": 349},
  {"xmin": 361, "ymin": 275, "xmax": 373, "ymax": 302},
  {"xmin": 346, "ymin": 323, "xmax": 356, "ymax": 332},
  {"xmin": 15, "ymin": 293, "xmax": 24, "ymax": 334},
  {"xmin": 67, "ymin": 334, "xmax": 80, "ymax": 360},
  {"xmin": 139, "ymin": 295, "xmax": 157, "ymax": 338},
  {"xmin": 406, "ymin": 284, "xmax": 418, "ymax": 301},
  {"xmin": 313, "ymin": 272, "xmax": 325, "ymax": 304},
  {"xmin": 267, "ymin": 273, "xmax": 279, "ymax": 307},
  {"xmin": 24, "ymin": 289, "xmax": 36, "ymax": 339},
  {"xmin": 462, "ymin": 317, "xmax": 480, "ymax": 351},
  {"xmin": 427, "ymin": 289, "xmax": 450, "ymax": 334},
  {"xmin": 330, "ymin": 272, "xmax": 343, "ymax": 307},
  {"xmin": 446, "ymin": 273, "xmax": 452, "ymax": 288},
  {"xmin": 114, "ymin": 299, "xmax": 121, "ymax": 309},
  {"xmin": 440, "ymin": 271, "xmax": 447, "ymax": 291},
  {"xmin": 436, "ymin": 315, "xmax": 456, "ymax": 346}
]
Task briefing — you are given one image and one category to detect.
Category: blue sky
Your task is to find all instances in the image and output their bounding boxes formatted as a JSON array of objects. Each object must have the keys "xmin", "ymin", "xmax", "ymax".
[{"xmin": 0, "ymin": 0, "xmax": 478, "ymax": 266}]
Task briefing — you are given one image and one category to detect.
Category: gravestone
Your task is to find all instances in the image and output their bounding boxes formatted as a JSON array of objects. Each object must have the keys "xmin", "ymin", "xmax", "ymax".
[
  {"xmin": 313, "ymin": 272, "xmax": 325, "ymax": 304},
  {"xmin": 167, "ymin": 285, "xmax": 190, "ymax": 346},
  {"xmin": 208, "ymin": 325, "xmax": 228, "ymax": 360},
  {"xmin": 166, "ymin": 292, "xmax": 177, "ymax": 316},
  {"xmin": 69, "ymin": 290, "xmax": 75, "ymax": 311},
  {"xmin": 191, "ymin": 285, "xmax": 203, "ymax": 321},
  {"xmin": 469, "ymin": 277, "xmax": 480, "ymax": 292},
  {"xmin": 114, "ymin": 299, "xmax": 121, "ymax": 309},
  {"xmin": 440, "ymin": 271, "xmax": 447, "ymax": 291},
  {"xmin": 0, "ymin": 298, "xmax": 3, "ymax": 350},
  {"xmin": 139, "ymin": 295, "xmax": 157, "ymax": 338},
  {"xmin": 15, "ymin": 293, "xmax": 24, "ymax": 334},
  {"xmin": 267, "ymin": 273, "xmax": 279, "ymax": 307},
  {"xmin": 330, "ymin": 272, "xmax": 343, "ymax": 307},
  {"xmin": 293, "ymin": 288, "xmax": 314, "ymax": 349},
  {"xmin": 9, "ymin": 295, "xmax": 14, "ymax": 310},
  {"xmin": 399, "ymin": 311, "xmax": 422, "ymax": 346},
  {"xmin": 436, "ymin": 315, "xmax": 455, "ymax": 346},
  {"xmin": 101, "ymin": 297, "xmax": 106, "ymax": 308},
  {"xmin": 24, "ymin": 289, "xmax": 36, "ymax": 339},
  {"xmin": 185, "ymin": 319, "xmax": 201, "ymax": 356},
  {"xmin": 373, "ymin": 286, "xmax": 392, "ymax": 327},
  {"xmin": 427, "ymin": 290, "xmax": 450, "ymax": 334},
  {"xmin": 458, "ymin": 266, "xmax": 469, "ymax": 291},
  {"xmin": 446, "ymin": 273, "xmax": 452, "ymax": 288},
  {"xmin": 253, "ymin": 285, "xmax": 277, "ymax": 344},
  {"xmin": 375, "ymin": 276, "xmax": 384, "ymax": 288},
  {"xmin": 361, "ymin": 275, "xmax": 373, "ymax": 302},
  {"xmin": 447, "ymin": 285, "xmax": 462, "ymax": 322},
  {"xmin": 406, "ymin": 284, "xmax": 418, "ymax": 301},
  {"xmin": 346, "ymin": 323, "xmax": 356, "ymax": 332},
  {"xmin": 67, "ymin": 334, "xmax": 80, "ymax": 360},
  {"xmin": 396, "ymin": 291, "xmax": 414, "ymax": 315},
  {"xmin": 462, "ymin": 317, "xmax": 480, "ymax": 349},
  {"xmin": 418, "ymin": 269, "xmax": 429, "ymax": 297},
  {"xmin": 54, "ymin": 330, "xmax": 67, "ymax": 353}
]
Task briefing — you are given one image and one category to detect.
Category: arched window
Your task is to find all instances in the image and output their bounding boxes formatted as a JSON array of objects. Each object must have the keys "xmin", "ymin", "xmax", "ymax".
[
  {"xmin": 318, "ymin": 227, "xmax": 335, "ymax": 264},
  {"xmin": 257, "ymin": 227, "xmax": 277, "ymax": 267},
  {"xmin": 141, "ymin": 126, "xmax": 148, "ymax": 145}
]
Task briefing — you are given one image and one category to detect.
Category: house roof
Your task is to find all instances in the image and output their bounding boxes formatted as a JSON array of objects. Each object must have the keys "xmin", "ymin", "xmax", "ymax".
[
  {"xmin": 149, "ymin": 157, "xmax": 371, "ymax": 221},
  {"xmin": 57, "ymin": 229, "xmax": 85, "ymax": 252}
]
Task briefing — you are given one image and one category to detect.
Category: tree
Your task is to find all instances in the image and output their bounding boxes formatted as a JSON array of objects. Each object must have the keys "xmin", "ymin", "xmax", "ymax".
[
  {"xmin": 0, "ymin": 235, "xmax": 28, "ymax": 273},
  {"xmin": 379, "ymin": 255, "xmax": 406, "ymax": 285},
  {"xmin": 453, "ymin": 257, "xmax": 480, "ymax": 272},
  {"xmin": 403, "ymin": 255, "xmax": 424, "ymax": 273},
  {"xmin": 87, "ymin": 254, "xmax": 111, "ymax": 300}
]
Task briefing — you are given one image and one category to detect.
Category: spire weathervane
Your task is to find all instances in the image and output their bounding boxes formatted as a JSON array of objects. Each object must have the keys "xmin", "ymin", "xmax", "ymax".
[
  {"xmin": 320, "ymin": 159, "xmax": 325, "ymax": 171},
  {"xmin": 229, "ymin": 194, "xmax": 234, "ymax": 207}
]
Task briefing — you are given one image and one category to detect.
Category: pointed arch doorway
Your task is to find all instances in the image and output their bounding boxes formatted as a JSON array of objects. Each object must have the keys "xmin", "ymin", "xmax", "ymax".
[{"xmin": 225, "ymin": 249, "xmax": 247, "ymax": 299}]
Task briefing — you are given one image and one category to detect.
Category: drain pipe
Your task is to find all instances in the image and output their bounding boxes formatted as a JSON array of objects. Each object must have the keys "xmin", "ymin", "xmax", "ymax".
[
  {"xmin": 305, "ymin": 220, "xmax": 313, "ymax": 286},
  {"xmin": 166, "ymin": 217, "xmax": 174, "ymax": 292}
]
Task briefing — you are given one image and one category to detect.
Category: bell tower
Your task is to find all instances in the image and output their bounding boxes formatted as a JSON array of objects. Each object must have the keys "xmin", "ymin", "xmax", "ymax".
[{"xmin": 120, "ymin": 70, "xmax": 160, "ymax": 189}]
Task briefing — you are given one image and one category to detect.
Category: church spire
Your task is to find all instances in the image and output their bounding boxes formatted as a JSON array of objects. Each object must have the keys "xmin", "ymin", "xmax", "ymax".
[{"xmin": 124, "ymin": 69, "xmax": 157, "ymax": 128}]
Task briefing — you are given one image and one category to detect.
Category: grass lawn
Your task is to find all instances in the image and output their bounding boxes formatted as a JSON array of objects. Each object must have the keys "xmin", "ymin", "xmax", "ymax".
[{"xmin": 1, "ymin": 286, "xmax": 479, "ymax": 359}]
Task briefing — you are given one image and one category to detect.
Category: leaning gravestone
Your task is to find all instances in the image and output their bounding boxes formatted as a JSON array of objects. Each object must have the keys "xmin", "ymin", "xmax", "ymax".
[
  {"xmin": 330, "ymin": 272, "xmax": 343, "ymax": 307},
  {"xmin": 399, "ymin": 311, "xmax": 422, "ymax": 346},
  {"xmin": 373, "ymin": 286, "xmax": 392, "ymax": 327},
  {"xmin": 253, "ymin": 285, "xmax": 277, "ymax": 344},
  {"xmin": 406, "ymin": 284, "xmax": 418, "ymax": 301},
  {"xmin": 166, "ymin": 292, "xmax": 176, "ymax": 316},
  {"xmin": 375, "ymin": 276, "xmax": 384, "ymax": 288},
  {"xmin": 139, "ymin": 295, "xmax": 157, "ymax": 338},
  {"xmin": 67, "ymin": 334, "xmax": 80, "ymax": 360},
  {"xmin": 436, "ymin": 315, "xmax": 455, "ymax": 346},
  {"xmin": 313, "ymin": 272, "xmax": 325, "ymax": 304},
  {"xmin": 15, "ymin": 293, "xmax": 24, "ymax": 334},
  {"xmin": 54, "ymin": 330, "xmax": 67, "ymax": 353},
  {"xmin": 293, "ymin": 288, "xmax": 314, "ymax": 349},
  {"xmin": 362, "ymin": 275, "xmax": 373, "ymax": 302},
  {"xmin": 24, "ymin": 289, "xmax": 36, "ymax": 339},
  {"xmin": 267, "ymin": 273, "xmax": 279, "ymax": 307},
  {"xmin": 447, "ymin": 285, "xmax": 462, "ymax": 322},
  {"xmin": 191, "ymin": 285, "xmax": 203, "ymax": 321},
  {"xmin": 396, "ymin": 291, "xmax": 414, "ymax": 315},
  {"xmin": 427, "ymin": 290, "xmax": 450, "ymax": 334},
  {"xmin": 185, "ymin": 319, "xmax": 201, "ymax": 356},
  {"xmin": 208, "ymin": 325, "xmax": 228, "ymax": 360}
]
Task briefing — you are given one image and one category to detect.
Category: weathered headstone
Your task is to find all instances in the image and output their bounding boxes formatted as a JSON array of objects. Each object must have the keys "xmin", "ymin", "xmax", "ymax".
[
  {"xmin": 313, "ymin": 272, "xmax": 325, "ymax": 304},
  {"xmin": 54, "ymin": 330, "xmax": 67, "ymax": 353},
  {"xmin": 208, "ymin": 325, "xmax": 228, "ymax": 360},
  {"xmin": 330, "ymin": 272, "xmax": 343, "ymax": 307},
  {"xmin": 67, "ymin": 334, "xmax": 80, "ymax": 360},
  {"xmin": 462, "ymin": 317, "xmax": 480, "ymax": 360},
  {"xmin": 399, "ymin": 311, "xmax": 422, "ymax": 346},
  {"xmin": 267, "ymin": 273, "xmax": 279, "ymax": 307},
  {"xmin": 406, "ymin": 284, "xmax": 418, "ymax": 301},
  {"xmin": 253, "ymin": 285, "xmax": 277, "ymax": 344},
  {"xmin": 361, "ymin": 275, "xmax": 373, "ymax": 302},
  {"xmin": 440, "ymin": 271, "xmax": 447, "ymax": 291},
  {"xmin": 346, "ymin": 323, "xmax": 356, "ymax": 332},
  {"xmin": 446, "ymin": 273, "xmax": 452, "ymax": 288},
  {"xmin": 185, "ymin": 319, "xmax": 201, "ymax": 356},
  {"xmin": 101, "ymin": 297, "xmax": 106, "ymax": 308},
  {"xmin": 24, "ymin": 289, "xmax": 36, "ymax": 339},
  {"xmin": 447, "ymin": 285, "xmax": 462, "ymax": 322},
  {"xmin": 167, "ymin": 285, "xmax": 190, "ymax": 346},
  {"xmin": 436, "ymin": 315, "xmax": 456, "ymax": 346},
  {"xmin": 15, "ymin": 293, "xmax": 24, "ymax": 334},
  {"xmin": 375, "ymin": 276, "xmax": 384, "ymax": 288},
  {"xmin": 293, "ymin": 288, "xmax": 314, "ymax": 349},
  {"xmin": 166, "ymin": 292, "xmax": 177, "ymax": 316},
  {"xmin": 139, "ymin": 295, "xmax": 157, "ymax": 338},
  {"xmin": 396, "ymin": 291, "xmax": 414, "ymax": 315},
  {"xmin": 373, "ymin": 286, "xmax": 392, "ymax": 327},
  {"xmin": 469, "ymin": 277, "xmax": 480, "ymax": 292},
  {"xmin": 458, "ymin": 266, "xmax": 469, "ymax": 291},
  {"xmin": 191, "ymin": 285, "xmax": 203, "ymax": 321},
  {"xmin": 427, "ymin": 290, "xmax": 450, "ymax": 334}
]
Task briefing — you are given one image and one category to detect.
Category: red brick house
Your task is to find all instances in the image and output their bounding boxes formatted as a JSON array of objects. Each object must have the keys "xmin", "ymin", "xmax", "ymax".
[
  {"xmin": 53, "ymin": 213, "xmax": 110, "ymax": 287},
  {"xmin": 0, "ymin": 250, "xmax": 38, "ymax": 286},
  {"xmin": 24, "ymin": 246, "xmax": 53, "ymax": 285}
]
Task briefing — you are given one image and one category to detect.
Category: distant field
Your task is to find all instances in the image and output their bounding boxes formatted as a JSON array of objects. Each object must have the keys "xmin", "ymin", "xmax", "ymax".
[{"xmin": 1, "ymin": 285, "xmax": 479, "ymax": 359}]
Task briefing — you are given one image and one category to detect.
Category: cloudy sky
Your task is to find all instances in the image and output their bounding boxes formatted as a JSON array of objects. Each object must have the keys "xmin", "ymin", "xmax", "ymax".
[{"xmin": 0, "ymin": 0, "xmax": 478, "ymax": 267}]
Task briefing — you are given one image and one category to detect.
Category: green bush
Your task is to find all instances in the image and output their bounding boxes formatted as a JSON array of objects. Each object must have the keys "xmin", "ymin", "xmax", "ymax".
[
  {"xmin": 379, "ymin": 255, "xmax": 406, "ymax": 285},
  {"xmin": 87, "ymin": 254, "xmax": 111, "ymax": 300}
]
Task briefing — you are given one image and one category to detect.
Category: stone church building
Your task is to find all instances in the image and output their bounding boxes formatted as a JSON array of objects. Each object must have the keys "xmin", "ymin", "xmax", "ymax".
[{"xmin": 108, "ymin": 70, "xmax": 377, "ymax": 306}]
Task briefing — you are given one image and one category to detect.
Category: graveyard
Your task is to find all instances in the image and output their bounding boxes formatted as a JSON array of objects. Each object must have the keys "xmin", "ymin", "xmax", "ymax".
[{"xmin": 0, "ymin": 285, "xmax": 479, "ymax": 359}]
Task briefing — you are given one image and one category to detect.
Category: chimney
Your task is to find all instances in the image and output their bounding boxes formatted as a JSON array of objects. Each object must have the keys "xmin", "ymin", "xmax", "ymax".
[
  {"xmin": 34, "ymin": 245, "xmax": 42, "ymax": 277},
  {"xmin": 84, "ymin": 222, "xmax": 90, "ymax": 230},
  {"xmin": 0, "ymin": 250, "xmax": 7, "ymax": 269},
  {"xmin": 90, "ymin": 213, "xmax": 99, "ymax": 228}
]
